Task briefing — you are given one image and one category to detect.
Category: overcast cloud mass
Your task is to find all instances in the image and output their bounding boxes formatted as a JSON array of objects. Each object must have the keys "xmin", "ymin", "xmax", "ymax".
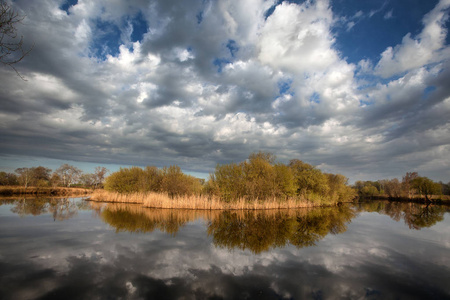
[{"xmin": 1, "ymin": 0, "xmax": 450, "ymax": 182}]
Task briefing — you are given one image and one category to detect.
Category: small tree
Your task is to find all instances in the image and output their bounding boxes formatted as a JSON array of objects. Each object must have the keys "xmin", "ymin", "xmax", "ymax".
[
  {"xmin": 15, "ymin": 167, "xmax": 32, "ymax": 188},
  {"xmin": 411, "ymin": 177, "xmax": 441, "ymax": 203},
  {"xmin": 55, "ymin": 164, "xmax": 82, "ymax": 187},
  {"xmin": 93, "ymin": 166, "xmax": 109, "ymax": 189},
  {"xmin": 402, "ymin": 172, "xmax": 418, "ymax": 198},
  {"xmin": 382, "ymin": 179, "xmax": 402, "ymax": 199},
  {"xmin": 79, "ymin": 173, "xmax": 96, "ymax": 188}
]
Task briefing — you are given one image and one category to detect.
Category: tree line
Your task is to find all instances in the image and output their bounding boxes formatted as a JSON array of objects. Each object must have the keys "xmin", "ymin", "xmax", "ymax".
[
  {"xmin": 0, "ymin": 164, "xmax": 109, "ymax": 189},
  {"xmin": 104, "ymin": 152, "xmax": 356, "ymax": 204},
  {"xmin": 354, "ymin": 172, "xmax": 449, "ymax": 203}
]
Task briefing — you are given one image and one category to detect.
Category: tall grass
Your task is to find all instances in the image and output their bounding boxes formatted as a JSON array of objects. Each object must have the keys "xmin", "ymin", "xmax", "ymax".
[{"xmin": 89, "ymin": 190, "xmax": 328, "ymax": 210}]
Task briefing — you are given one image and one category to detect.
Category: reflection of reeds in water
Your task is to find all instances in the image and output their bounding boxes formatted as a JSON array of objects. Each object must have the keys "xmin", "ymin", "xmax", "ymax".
[
  {"xmin": 95, "ymin": 202, "xmax": 220, "ymax": 235},
  {"xmin": 94, "ymin": 201, "xmax": 310, "ymax": 235},
  {"xmin": 96, "ymin": 202, "xmax": 306, "ymax": 222},
  {"xmin": 91, "ymin": 201, "xmax": 356, "ymax": 253},
  {"xmin": 90, "ymin": 190, "xmax": 316, "ymax": 210}
]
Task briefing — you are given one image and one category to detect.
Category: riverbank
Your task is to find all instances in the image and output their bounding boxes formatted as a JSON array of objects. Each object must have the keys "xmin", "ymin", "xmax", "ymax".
[
  {"xmin": 0, "ymin": 186, "xmax": 92, "ymax": 196},
  {"xmin": 356, "ymin": 194, "xmax": 450, "ymax": 205},
  {"xmin": 88, "ymin": 189, "xmax": 334, "ymax": 210}
]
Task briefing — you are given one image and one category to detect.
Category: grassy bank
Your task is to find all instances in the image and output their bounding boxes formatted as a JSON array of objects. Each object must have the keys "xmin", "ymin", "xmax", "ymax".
[
  {"xmin": 0, "ymin": 186, "xmax": 92, "ymax": 196},
  {"xmin": 89, "ymin": 189, "xmax": 330, "ymax": 210}
]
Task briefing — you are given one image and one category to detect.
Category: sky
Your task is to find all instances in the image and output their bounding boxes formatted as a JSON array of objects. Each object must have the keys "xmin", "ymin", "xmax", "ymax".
[{"xmin": 0, "ymin": 0, "xmax": 450, "ymax": 183}]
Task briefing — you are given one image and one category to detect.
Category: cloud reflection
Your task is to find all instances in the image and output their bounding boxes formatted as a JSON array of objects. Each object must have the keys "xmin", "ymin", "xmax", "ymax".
[{"xmin": 0, "ymin": 199, "xmax": 449, "ymax": 299}]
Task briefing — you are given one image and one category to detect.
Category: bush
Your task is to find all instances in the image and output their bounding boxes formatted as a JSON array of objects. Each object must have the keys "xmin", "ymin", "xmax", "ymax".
[
  {"xmin": 104, "ymin": 167, "xmax": 146, "ymax": 194},
  {"xmin": 104, "ymin": 165, "xmax": 203, "ymax": 197}
]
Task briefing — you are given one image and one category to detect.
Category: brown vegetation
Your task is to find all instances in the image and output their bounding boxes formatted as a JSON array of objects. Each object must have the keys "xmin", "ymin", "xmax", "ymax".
[{"xmin": 89, "ymin": 189, "xmax": 321, "ymax": 210}]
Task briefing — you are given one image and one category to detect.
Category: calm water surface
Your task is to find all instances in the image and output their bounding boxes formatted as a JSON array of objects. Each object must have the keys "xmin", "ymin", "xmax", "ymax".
[{"xmin": 0, "ymin": 198, "xmax": 449, "ymax": 300}]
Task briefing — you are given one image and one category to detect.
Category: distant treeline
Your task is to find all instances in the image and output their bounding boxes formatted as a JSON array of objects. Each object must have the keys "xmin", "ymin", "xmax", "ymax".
[
  {"xmin": 354, "ymin": 172, "xmax": 450, "ymax": 203},
  {"xmin": 0, "ymin": 164, "xmax": 109, "ymax": 189},
  {"xmin": 104, "ymin": 152, "xmax": 356, "ymax": 204}
]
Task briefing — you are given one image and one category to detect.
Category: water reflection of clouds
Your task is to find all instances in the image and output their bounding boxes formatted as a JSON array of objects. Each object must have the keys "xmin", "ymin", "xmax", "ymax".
[{"xmin": 1, "ymin": 200, "xmax": 450, "ymax": 299}]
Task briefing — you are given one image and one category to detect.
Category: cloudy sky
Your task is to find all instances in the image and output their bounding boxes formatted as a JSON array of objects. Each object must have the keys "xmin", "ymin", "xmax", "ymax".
[{"xmin": 1, "ymin": 0, "xmax": 450, "ymax": 182}]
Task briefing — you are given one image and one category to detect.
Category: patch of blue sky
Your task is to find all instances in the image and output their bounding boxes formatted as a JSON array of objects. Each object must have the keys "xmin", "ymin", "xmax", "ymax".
[
  {"xmin": 213, "ymin": 58, "xmax": 231, "ymax": 73},
  {"xmin": 356, "ymin": 71, "xmax": 408, "ymax": 89},
  {"xmin": 331, "ymin": 0, "xmax": 439, "ymax": 65},
  {"xmin": 423, "ymin": 86, "xmax": 437, "ymax": 100},
  {"xmin": 60, "ymin": 0, "xmax": 78, "ymax": 14},
  {"xmin": 226, "ymin": 40, "xmax": 238, "ymax": 57},
  {"xmin": 278, "ymin": 78, "xmax": 292, "ymax": 95},
  {"xmin": 264, "ymin": 0, "xmax": 309, "ymax": 19},
  {"xmin": 355, "ymin": 77, "xmax": 377, "ymax": 90},
  {"xmin": 197, "ymin": 0, "xmax": 210, "ymax": 24},
  {"xmin": 196, "ymin": 10, "xmax": 204, "ymax": 24},
  {"xmin": 91, "ymin": 19, "xmax": 122, "ymax": 59},
  {"xmin": 309, "ymin": 92, "xmax": 320, "ymax": 104},
  {"xmin": 359, "ymin": 99, "xmax": 372, "ymax": 107},
  {"xmin": 446, "ymin": 18, "xmax": 450, "ymax": 45},
  {"xmin": 130, "ymin": 12, "xmax": 148, "ymax": 43}
]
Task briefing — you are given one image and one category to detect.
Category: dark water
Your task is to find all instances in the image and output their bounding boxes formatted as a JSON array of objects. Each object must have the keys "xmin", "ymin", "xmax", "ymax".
[{"xmin": 0, "ymin": 198, "xmax": 449, "ymax": 300}]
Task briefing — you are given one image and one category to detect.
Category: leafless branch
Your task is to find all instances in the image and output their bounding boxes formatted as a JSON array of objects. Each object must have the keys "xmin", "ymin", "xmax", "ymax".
[{"xmin": 0, "ymin": 0, "xmax": 33, "ymax": 80}]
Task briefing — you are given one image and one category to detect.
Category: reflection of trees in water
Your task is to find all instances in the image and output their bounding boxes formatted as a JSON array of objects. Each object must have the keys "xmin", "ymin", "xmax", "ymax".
[
  {"xmin": 48, "ymin": 199, "xmax": 79, "ymax": 221},
  {"xmin": 98, "ymin": 203, "xmax": 356, "ymax": 253},
  {"xmin": 356, "ymin": 201, "xmax": 449, "ymax": 230},
  {"xmin": 4, "ymin": 198, "xmax": 82, "ymax": 221},
  {"xmin": 209, "ymin": 206, "xmax": 355, "ymax": 253}
]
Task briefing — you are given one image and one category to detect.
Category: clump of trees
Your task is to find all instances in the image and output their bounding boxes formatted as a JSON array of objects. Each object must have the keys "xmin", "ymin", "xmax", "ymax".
[
  {"xmin": 104, "ymin": 165, "xmax": 203, "ymax": 197},
  {"xmin": 207, "ymin": 152, "xmax": 356, "ymax": 204},
  {"xmin": 354, "ymin": 171, "xmax": 448, "ymax": 203},
  {"xmin": 0, "ymin": 164, "xmax": 109, "ymax": 189},
  {"xmin": 103, "ymin": 152, "xmax": 355, "ymax": 205}
]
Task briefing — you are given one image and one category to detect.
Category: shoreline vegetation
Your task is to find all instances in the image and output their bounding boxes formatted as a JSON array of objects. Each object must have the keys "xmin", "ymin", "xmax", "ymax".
[
  {"xmin": 92, "ymin": 152, "xmax": 357, "ymax": 210},
  {"xmin": 0, "ymin": 186, "xmax": 92, "ymax": 197},
  {"xmin": 2, "ymin": 152, "xmax": 448, "ymax": 208},
  {"xmin": 354, "ymin": 171, "xmax": 450, "ymax": 204},
  {"xmin": 88, "ymin": 189, "xmax": 331, "ymax": 210}
]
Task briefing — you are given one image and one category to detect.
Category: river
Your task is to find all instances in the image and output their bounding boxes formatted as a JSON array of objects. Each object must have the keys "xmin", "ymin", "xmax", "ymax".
[{"xmin": 0, "ymin": 198, "xmax": 449, "ymax": 299}]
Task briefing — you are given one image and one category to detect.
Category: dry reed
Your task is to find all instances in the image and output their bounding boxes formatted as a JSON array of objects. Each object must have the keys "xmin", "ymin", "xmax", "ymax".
[{"xmin": 89, "ymin": 190, "xmax": 320, "ymax": 210}]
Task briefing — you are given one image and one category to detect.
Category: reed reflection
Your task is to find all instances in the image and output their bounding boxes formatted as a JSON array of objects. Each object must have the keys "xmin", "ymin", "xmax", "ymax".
[{"xmin": 92, "ymin": 202, "xmax": 221, "ymax": 235}]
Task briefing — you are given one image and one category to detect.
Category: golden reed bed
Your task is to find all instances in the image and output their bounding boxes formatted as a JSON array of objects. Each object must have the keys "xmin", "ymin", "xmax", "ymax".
[{"xmin": 89, "ymin": 189, "xmax": 319, "ymax": 210}]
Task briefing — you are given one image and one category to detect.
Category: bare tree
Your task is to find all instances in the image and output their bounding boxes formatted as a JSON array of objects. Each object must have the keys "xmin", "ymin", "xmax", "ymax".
[
  {"xmin": 93, "ymin": 166, "xmax": 109, "ymax": 189},
  {"xmin": 55, "ymin": 164, "xmax": 82, "ymax": 187},
  {"xmin": 0, "ymin": 0, "xmax": 32, "ymax": 78},
  {"xmin": 15, "ymin": 167, "xmax": 32, "ymax": 188}
]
